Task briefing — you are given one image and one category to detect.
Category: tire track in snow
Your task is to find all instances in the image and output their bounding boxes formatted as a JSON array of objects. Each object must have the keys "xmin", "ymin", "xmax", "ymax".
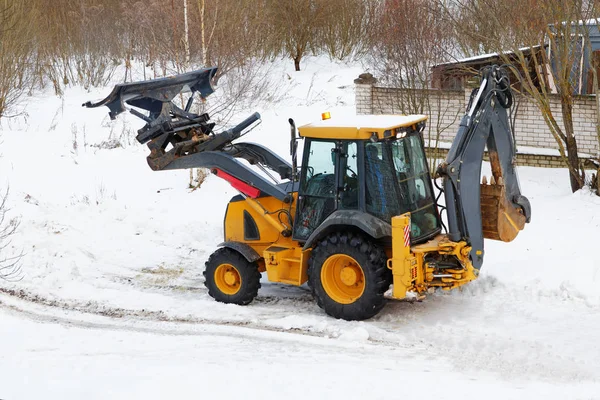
[
  {"xmin": 2, "ymin": 273, "xmax": 598, "ymax": 384},
  {"xmin": 0, "ymin": 287, "xmax": 315, "ymax": 334},
  {"xmin": 0, "ymin": 287, "xmax": 410, "ymax": 349},
  {"xmin": 373, "ymin": 277, "xmax": 600, "ymax": 383}
]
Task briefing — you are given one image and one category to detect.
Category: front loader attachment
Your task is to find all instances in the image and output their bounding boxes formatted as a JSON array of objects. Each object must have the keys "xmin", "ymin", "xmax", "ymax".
[
  {"xmin": 83, "ymin": 68, "xmax": 218, "ymax": 121},
  {"xmin": 83, "ymin": 68, "xmax": 294, "ymax": 202}
]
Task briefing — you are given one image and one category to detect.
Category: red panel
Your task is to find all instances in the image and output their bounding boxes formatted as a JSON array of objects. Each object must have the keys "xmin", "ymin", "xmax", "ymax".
[{"xmin": 214, "ymin": 169, "xmax": 261, "ymax": 198}]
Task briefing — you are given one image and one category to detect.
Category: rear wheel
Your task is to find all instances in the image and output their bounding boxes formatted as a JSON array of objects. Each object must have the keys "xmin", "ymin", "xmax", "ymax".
[
  {"xmin": 308, "ymin": 233, "xmax": 391, "ymax": 320},
  {"xmin": 204, "ymin": 248, "xmax": 261, "ymax": 305}
]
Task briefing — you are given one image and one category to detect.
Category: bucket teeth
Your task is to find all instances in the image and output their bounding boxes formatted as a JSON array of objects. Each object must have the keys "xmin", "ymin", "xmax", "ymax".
[
  {"xmin": 490, "ymin": 175, "xmax": 496, "ymax": 185},
  {"xmin": 497, "ymin": 176, "xmax": 504, "ymax": 186},
  {"xmin": 482, "ymin": 175, "xmax": 488, "ymax": 185}
]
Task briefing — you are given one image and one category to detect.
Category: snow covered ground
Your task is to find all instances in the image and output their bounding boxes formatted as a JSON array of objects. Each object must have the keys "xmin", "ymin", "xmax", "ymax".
[{"xmin": 1, "ymin": 57, "xmax": 599, "ymax": 399}]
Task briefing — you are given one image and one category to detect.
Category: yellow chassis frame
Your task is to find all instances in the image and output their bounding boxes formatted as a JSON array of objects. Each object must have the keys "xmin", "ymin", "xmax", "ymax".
[{"xmin": 226, "ymin": 196, "xmax": 477, "ymax": 300}]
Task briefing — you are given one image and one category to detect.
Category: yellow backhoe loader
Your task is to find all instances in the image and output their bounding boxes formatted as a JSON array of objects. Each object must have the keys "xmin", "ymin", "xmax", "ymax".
[{"xmin": 85, "ymin": 65, "xmax": 530, "ymax": 320}]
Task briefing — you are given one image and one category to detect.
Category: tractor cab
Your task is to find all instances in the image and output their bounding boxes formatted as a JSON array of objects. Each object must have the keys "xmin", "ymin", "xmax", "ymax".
[{"xmin": 294, "ymin": 115, "xmax": 442, "ymax": 244}]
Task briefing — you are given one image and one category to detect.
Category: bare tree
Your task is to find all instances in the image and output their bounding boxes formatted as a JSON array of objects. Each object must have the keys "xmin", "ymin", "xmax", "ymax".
[
  {"xmin": 446, "ymin": 0, "xmax": 596, "ymax": 192},
  {"xmin": 0, "ymin": 1, "xmax": 34, "ymax": 118},
  {"xmin": 191, "ymin": 0, "xmax": 262, "ymax": 81},
  {"xmin": 449, "ymin": 0, "xmax": 547, "ymax": 57},
  {"xmin": 368, "ymin": 0, "xmax": 461, "ymax": 171},
  {"xmin": 266, "ymin": 0, "xmax": 326, "ymax": 71},
  {"xmin": 584, "ymin": 25, "xmax": 600, "ymax": 195},
  {"xmin": 0, "ymin": 0, "xmax": 23, "ymax": 269},
  {"xmin": 317, "ymin": 0, "xmax": 375, "ymax": 61},
  {"xmin": 5, "ymin": 0, "xmax": 377, "ymax": 96},
  {"xmin": 183, "ymin": 0, "xmax": 191, "ymax": 67}
]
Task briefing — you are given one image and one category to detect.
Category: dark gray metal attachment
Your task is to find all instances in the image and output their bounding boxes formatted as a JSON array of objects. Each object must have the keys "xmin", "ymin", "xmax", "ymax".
[
  {"xmin": 84, "ymin": 69, "xmax": 294, "ymax": 203},
  {"xmin": 222, "ymin": 142, "xmax": 293, "ymax": 180},
  {"xmin": 437, "ymin": 65, "xmax": 531, "ymax": 270},
  {"xmin": 163, "ymin": 151, "xmax": 289, "ymax": 201},
  {"xmin": 83, "ymin": 68, "xmax": 217, "ymax": 120}
]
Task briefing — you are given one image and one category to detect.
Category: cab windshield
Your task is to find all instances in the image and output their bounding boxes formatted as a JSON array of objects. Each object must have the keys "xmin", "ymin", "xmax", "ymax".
[{"xmin": 365, "ymin": 135, "xmax": 440, "ymax": 241}]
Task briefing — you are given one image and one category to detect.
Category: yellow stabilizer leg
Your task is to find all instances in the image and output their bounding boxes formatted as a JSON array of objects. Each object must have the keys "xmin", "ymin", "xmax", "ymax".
[{"xmin": 388, "ymin": 213, "xmax": 417, "ymax": 299}]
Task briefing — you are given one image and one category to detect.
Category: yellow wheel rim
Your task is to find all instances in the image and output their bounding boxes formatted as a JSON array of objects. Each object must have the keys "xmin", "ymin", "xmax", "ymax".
[
  {"xmin": 321, "ymin": 254, "xmax": 365, "ymax": 304},
  {"xmin": 214, "ymin": 264, "xmax": 241, "ymax": 295}
]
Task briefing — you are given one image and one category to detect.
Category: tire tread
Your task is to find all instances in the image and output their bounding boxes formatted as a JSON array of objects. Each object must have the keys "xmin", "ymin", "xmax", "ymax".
[
  {"xmin": 307, "ymin": 232, "xmax": 391, "ymax": 320},
  {"xmin": 204, "ymin": 247, "xmax": 261, "ymax": 305}
]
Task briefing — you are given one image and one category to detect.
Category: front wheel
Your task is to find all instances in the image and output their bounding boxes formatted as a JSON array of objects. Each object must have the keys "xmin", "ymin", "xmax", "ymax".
[
  {"xmin": 307, "ymin": 233, "xmax": 391, "ymax": 320},
  {"xmin": 204, "ymin": 247, "xmax": 261, "ymax": 305}
]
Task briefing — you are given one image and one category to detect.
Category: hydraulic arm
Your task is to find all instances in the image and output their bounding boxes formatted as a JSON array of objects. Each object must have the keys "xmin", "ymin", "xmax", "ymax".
[{"xmin": 437, "ymin": 65, "xmax": 531, "ymax": 270}]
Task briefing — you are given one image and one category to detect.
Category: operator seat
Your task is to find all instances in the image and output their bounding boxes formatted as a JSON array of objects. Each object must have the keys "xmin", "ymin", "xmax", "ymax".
[{"xmin": 365, "ymin": 144, "xmax": 395, "ymax": 220}]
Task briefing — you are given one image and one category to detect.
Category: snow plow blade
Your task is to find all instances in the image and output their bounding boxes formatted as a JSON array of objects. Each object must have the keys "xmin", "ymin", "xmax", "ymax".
[
  {"xmin": 82, "ymin": 68, "xmax": 217, "ymax": 121},
  {"xmin": 480, "ymin": 177, "xmax": 527, "ymax": 242}
]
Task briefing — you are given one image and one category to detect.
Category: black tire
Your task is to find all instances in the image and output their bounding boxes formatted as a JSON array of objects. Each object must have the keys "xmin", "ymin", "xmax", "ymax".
[
  {"xmin": 307, "ymin": 232, "xmax": 392, "ymax": 321},
  {"xmin": 204, "ymin": 247, "xmax": 261, "ymax": 305}
]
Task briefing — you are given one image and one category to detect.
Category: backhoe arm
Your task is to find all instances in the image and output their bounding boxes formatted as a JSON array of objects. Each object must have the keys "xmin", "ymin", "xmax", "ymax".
[{"xmin": 437, "ymin": 65, "xmax": 531, "ymax": 270}]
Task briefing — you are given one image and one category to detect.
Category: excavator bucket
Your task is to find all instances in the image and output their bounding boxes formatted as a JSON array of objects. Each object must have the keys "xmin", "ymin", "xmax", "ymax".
[
  {"xmin": 480, "ymin": 178, "xmax": 527, "ymax": 241},
  {"xmin": 480, "ymin": 151, "xmax": 527, "ymax": 242}
]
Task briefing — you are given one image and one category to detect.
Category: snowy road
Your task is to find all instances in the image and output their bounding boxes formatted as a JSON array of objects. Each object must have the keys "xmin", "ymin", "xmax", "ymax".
[
  {"xmin": 2, "ymin": 287, "xmax": 599, "ymax": 400},
  {"xmin": 2, "ymin": 259, "xmax": 599, "ymax": 400}
]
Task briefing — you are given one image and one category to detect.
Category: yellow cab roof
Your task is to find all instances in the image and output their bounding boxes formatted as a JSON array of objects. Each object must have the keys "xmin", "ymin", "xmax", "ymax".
[{"xmin": 297, "ymin": 114, "xmax": 428, "ymax": 140}]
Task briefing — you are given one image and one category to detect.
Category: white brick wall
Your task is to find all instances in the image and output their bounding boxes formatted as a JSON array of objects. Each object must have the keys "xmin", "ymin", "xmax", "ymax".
[
  {"xmin": 356, "ymin": 83, "xmax": 600, "ymax": 156},
  {"xmin": 355, "ymin": 84, "xmax": 373, "ymax": 115}
]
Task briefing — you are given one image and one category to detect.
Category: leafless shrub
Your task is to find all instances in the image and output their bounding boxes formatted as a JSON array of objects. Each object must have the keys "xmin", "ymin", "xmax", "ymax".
[
  {"xmin": 190, "ymin": 0, "xmax": 269, "ymax": 81},
  {"xmin": 26, "ymin": 0, "xmax": 124, "ymax": 92},
  {"xmin": 86, "ymin": 120, "xmax": 135, "ymax": 150},
  {"xmin": 0, "ymin": 189, "xmax": 22, "ymax": 281},
  {"xmin": 0, "ymin": 1, "xmax": 35, "ymax": 119},
  {"xmin": 90, "ymin": 139, "xmax": 122, "ymax": 150},
  {"xmin": 265, "ymin": 0, "xmax": 326, "ymax": 71},
  {"xmin": 71, "ymin": 123, "xmax": 79, "ymax": 153},
  {"xmin": 317, "ymin": 0, "xmax": 376, "ymax": 61},
  {"xmin": 202, "ymin": 61, "xmax": 285, "ymax": 126},
  {"xmin": 3, "ymin": 0, "xmax": 379, "ymax": 102},
  {"xmin": 367, "ymin": 0, "xmax": 459, "ymax": 173},
  {"xmin": 74, "ymin": 54, "xmax": 119, "ymax": 90},
  {"xmin": 69, "ymin": 183, "xmax": 116, "ymax": 206}
]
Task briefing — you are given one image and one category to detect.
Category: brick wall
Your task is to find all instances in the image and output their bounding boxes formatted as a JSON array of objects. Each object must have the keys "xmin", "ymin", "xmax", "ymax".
[
  {"xmin": 511, "ymin": 94, "xmax": 599, "ymax": 154},
  {"xmin": 425, "ymin": 147, "xmax": 591, "ymax": 169},
  {"xmin": 356, "ymin": 81, "xmax": 599, "ymax": 167}
]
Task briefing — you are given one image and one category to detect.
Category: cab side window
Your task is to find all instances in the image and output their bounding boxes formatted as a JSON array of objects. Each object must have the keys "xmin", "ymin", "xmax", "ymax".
[
  {"xmin": 294, "ymin": 140, "xmax": 337, "ymax": 240},
  {"xmin": 340, "ymin": 142, "xmax": 358, "ymax": 209},
  {"xmin": 364, "ymin": 142, "xmax": 398, "ymax": 220}
]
